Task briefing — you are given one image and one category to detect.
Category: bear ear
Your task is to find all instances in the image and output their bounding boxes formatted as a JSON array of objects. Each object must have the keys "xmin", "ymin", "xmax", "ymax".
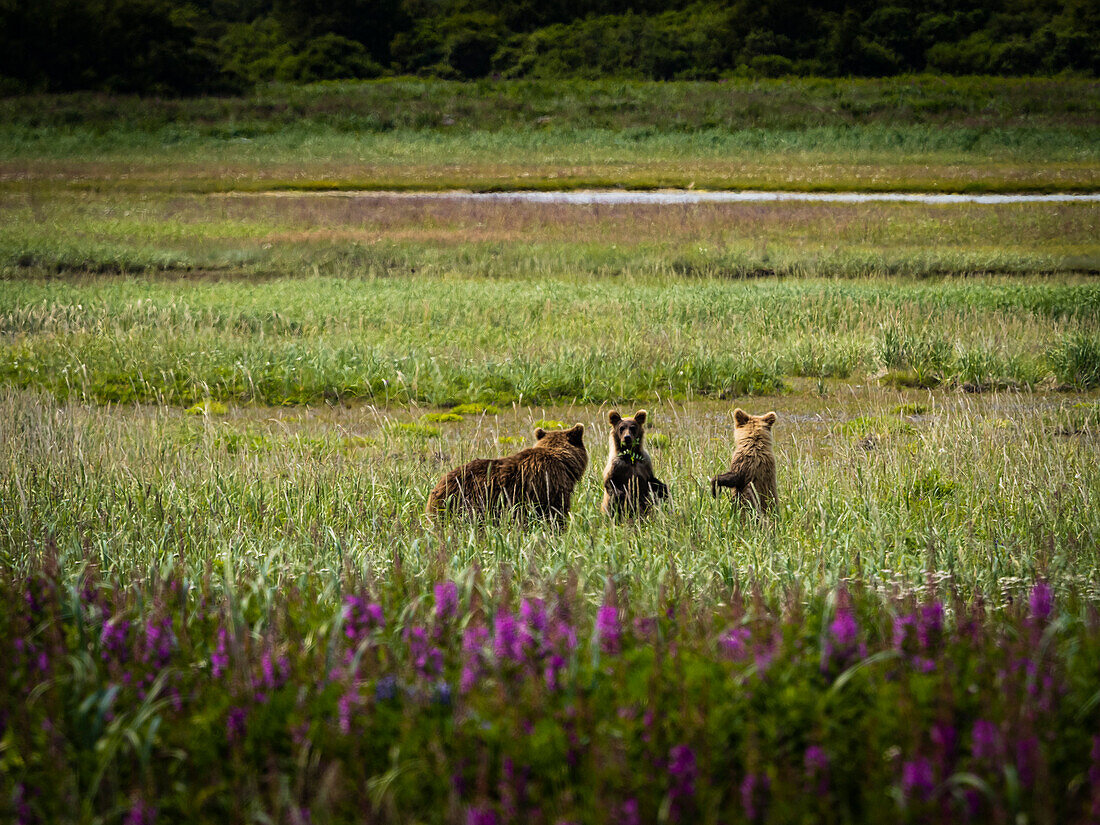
[
  {"xmin": 567, "ymin": 423, "xmax": 585, "ymax": 446},
  {"xmin": 609, "ymin": 411, "xmax": 621, "ymax": 426},
  {"xmin": 633, "ymin": 409, "xmax": 647, "ymax": 425},
  {"xmin": 534, "ymin": 427, "xmax": 547, "ymax": 440},
  {"xmin": 762, "ymin": 412, "xmax": 777, "ymax": 428},
  {"xmin": 733, "ymin": 408, "xmax": 750, "ymax": 426}
]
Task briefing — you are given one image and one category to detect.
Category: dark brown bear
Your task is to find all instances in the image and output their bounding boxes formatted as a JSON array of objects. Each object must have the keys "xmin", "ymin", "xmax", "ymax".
[
  {"xmin": 601, "ymin": 409, "xmax": 668, "ymax": 519},
  {"xmin": 710, "ymin": 409, "xmax": 777, "ymax": 513},
  {"xmin": 425, "ymin": 423, "xmax": 587, "ymax": 525}
]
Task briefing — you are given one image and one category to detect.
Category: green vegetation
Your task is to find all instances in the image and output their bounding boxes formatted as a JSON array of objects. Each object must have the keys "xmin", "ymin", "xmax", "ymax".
[
  {"xmin": 3, "ymin": 385, "xmax": 1098, "ymax": 598},
  {"xmin": 2, "ymin": 271, "xmax": 1097, "ymax": 407},
  {"xmin": 3, "ymin": 78, "xmax": 1099, "ymax": 193},
  {"xmin": 2, "ymin": 0, "xmax": 1096, "ymax": 95}
]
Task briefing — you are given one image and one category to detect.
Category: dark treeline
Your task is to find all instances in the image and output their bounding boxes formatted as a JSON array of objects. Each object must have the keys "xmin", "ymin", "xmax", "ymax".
[{"xmin": 1, "ymin": 0, "xmax": 1097, "ymax": 95}]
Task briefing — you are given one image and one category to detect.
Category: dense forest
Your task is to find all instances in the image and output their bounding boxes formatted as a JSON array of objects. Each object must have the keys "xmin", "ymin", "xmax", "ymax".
[{"xmin": 1, "ymin": 0, "xmax": 1097, "ymax": 95}]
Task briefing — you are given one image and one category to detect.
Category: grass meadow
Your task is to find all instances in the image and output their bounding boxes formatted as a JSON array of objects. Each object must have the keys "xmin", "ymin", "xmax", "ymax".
[
  {"xmin": 2, "ymin": 78, "xmax": 1100, "ymax": 824},
  {"xmin": 2, "ymin": 77, "xmax": 1099, "ymax": 193}
]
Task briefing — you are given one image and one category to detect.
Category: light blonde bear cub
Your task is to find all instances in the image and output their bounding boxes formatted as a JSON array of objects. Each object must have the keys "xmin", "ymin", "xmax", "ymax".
[{"xmin": 709, "ymin": 409, "xmax": 777, "ymax": 513}]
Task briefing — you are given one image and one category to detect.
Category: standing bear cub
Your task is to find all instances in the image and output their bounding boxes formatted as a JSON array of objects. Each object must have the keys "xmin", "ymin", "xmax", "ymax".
[
  {"xmin": 602, "ymin": 410, "xmax": 669, "ymax": 519},
  {"xmin": 710, "ymin": 409, "xmax": 777, "ymax": 513},
  {"xmin": 426, "ymin": 423, "xmax": 587, "ymax": 525}
]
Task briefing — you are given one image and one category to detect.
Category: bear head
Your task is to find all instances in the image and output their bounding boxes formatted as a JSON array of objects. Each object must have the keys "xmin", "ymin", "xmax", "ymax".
[
  {"xmin": 733, "ymin": 408, "xmax": 777, "ymax": 446},
  {"xmin": 608, "ymin": 409, "xmax": 647, "ymax": 455},
  {"xmin": 534, "ymin": 423, "xmax": 586, "ymax": 452}
]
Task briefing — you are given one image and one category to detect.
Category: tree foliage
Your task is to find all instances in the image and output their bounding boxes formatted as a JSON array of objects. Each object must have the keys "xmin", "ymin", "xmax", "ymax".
[{"xmin": 1, "ymin": 0, "xmax": 1096, "ymax": 94}]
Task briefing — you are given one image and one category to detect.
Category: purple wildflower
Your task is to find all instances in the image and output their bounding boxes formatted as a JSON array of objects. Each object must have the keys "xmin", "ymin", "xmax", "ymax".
[
  {"xmin": 830, "ymin": 607, "xmax": 859, "ymax": 646},
  {"xmin": 668, "ymin": 744, "xmax": 697, "ymax": 798},
  {"xmin": 1029, "ymin": 581, "xmax": 1053, "ymax": 624},
  {"xmin": 741, "ymin": 772, "xmax": 770, "ymax": 823},
  {"xmin": 227, "ymin": 706, "xmax": 247, "ymax": 743},
  {"xmin": 123, "ymin": 798, "xmax": 157, "ymax": 825},
  {"xmin": 597, "ymin": 604, "xmax": 621, "ymax": 655},
  {"xmin": 918, "ymin": 602, "xmax": 944, "ymax": 648},
  {"xmin": 493, "ymin": 611, "xmax": 524, "ymax": 662},
  {"xmin": 434, "ymin": 581, "xmax": 459, "ymax": 622},
  {"xmin": 804, "ymin": 745, "xmax": 830, "ymax": 795},
  {"xmin": 720, "ymin": 626, "xmax": 751, "ymax": 661},
  {"xmin": 931, "ymin": 721, "xmax": 957, "ymax": 761},
  {"xmin": 143, "ymin": 616, "xmax": 174, "ymax": 668},
  {"xmin": 1015, "ymin": 735, "xmax": 1039, "ymax": 787},
  {"xmin": 466, "ymin": 806, "xmax": 498, "ymax": 825},
  {"xmin": 972, "ymin": 719, "xmax": 1000, "ymax": 762},
  {"xmin": 460, "ymin": 625, "xmax": 489, "ymax": 692},
  {"xmin": 343, "ymin": 595, "xmax": 384, "ymax": 642},
  {"xmin": 901, "ymin": 757, "xmax": 935, "ymax": 803},
  {"xmin": 211, "ymin": 626, "xmax": 229, "ymax": 678},
  {"xmin": 338, "ymin": 689, "xmax": 355, "ymax": 734},
  {"xmin": 100, "ymin": 618, "xmax": 130, "ymax": 662},
  {"xmin": 617, "ymin": 799, "xmax": 640, "ymax": 825},
  {"xmin": 405, "ymin": 626, "xmax": 443, "ymax": 678},
  {"xmin": 822, "ymin": 606, "xmax": 863, "ymax": 672}
]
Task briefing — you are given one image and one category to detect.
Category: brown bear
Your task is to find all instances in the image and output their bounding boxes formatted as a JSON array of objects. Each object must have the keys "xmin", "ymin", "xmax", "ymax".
[
  {"xmin": 601, "ymin": 409, "xmax": 669, "ymax": 518},
  {"xmin": 710, "ymin": 409, "xmax": 777, "ymax": 513},
  {"xmin": 425, "ymin": 423, "xmax": 588, "ymax": 525}
]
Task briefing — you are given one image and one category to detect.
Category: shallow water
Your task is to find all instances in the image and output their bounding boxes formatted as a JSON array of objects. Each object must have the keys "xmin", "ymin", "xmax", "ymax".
[{"xmin": 415, "ymin": 189, "xmax": 1100, "ymax": 205}]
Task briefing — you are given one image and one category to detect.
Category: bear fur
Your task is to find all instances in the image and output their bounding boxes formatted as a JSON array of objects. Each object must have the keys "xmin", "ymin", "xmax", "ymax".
[
  {"xmin": 426, "ymin": 423, "xmax": 588, "ymax": 525},
  {"xmin": 710, "ymin": 409, "xmax": 777, "ymax": 513},
  {"xmin": 601, "ymin": 409, "xmax": 669, "ymax": 518}
]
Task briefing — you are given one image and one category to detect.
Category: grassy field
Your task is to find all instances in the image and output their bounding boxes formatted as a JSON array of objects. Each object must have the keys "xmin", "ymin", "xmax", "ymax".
[
  {"xmin": 3, "ymin": 78, "xmax": 1100, "ymax": 824},
  {"xmin": 2, "ymin": 77, "xmax": 1099, "ymax": 193}
]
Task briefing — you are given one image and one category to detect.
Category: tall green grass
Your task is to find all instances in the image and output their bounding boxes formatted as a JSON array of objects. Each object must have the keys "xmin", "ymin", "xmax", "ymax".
[
  {"xmin": 3, "ymin": 78, "xmax": 1098, "ymax": 192},
  {"xmin": 2, "ymin": 386, "xmax": 1098, "ymax": 599},
  {"xmin": 1, "ymin": 276, "xmax": 1097, "ymax": 405}
]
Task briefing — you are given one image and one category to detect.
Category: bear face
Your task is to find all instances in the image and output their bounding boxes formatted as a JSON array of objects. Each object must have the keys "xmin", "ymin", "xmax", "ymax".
[
  {"xmin": 733, "ymin": 408, "xmax": 776, "ymax": 448},
  {"xmin": 608, "ymin": 409, "xmax": 647, "ymax": 456}
]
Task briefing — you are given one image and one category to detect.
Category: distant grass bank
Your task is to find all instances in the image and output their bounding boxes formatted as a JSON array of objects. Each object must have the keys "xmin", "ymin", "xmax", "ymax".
[
  {"xmin": 2, "ymin": 273, "xmax": 1098, "ymax": 407},
  {"xmin": 2, "ymin": 77, "xmax": 1098, "ymax": 194}
]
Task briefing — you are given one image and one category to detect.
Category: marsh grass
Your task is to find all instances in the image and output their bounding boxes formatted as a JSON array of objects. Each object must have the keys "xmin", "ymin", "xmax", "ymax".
[
  {"xmin": 1, "ymin": 270, "xmax": 1097, "ymax": 406},
  {"xmin": 2, "ymin": 385, "xmax": 1098, "ymax": 602},
  {"xmin": 3, "ymin": 78, "xmax": 1099, "ymax": 193}
]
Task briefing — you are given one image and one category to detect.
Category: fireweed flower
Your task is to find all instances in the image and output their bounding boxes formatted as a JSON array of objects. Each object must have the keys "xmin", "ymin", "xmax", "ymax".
[
  {"xmin": 804, "ymin": 745, "xmax": 830, "ymax": 794},
  {"xmin": 597, "ymin": 604, "xmax": 621, "ymax": 655},
  {"xmin": 971, "ymin": 719, "xmax": 1000, "ymax": 761},
  {"xmin": 227, "ymin": 707, "xmax": 247, "ymax": 743},
  {"xmin": 143, "ymin": 616, "xmax": 174, "ymax": 668},
  {"xmin": 434, "ymin": 582, "xmax": 459, "ymax": 622},
  {"xmin": 100, "ymin": 618, "xmax": 130, "ymax": 662},
  {"xmin": 822, "ymin": 606, "xmax": 864, "ymax": 672},
  {"xmin": 520, "ymin": 598, "xmax": 548, "ymax": 635},
  {"xmin": 900, "ymin": 757, "xmax": 935, "ymax": 803},
  {"xmin": 405, "ymin": 626, "xmax": 443, "ymax": 678},
  {"xmin": 741, "ymin": 772, "xmax": 770, "ymax": 823},
  {"xmin": 617, "ymin": 799, "xmax": 640, "ymax": 825},
  {"xmin": 493, "ymin": 611, "xmax": 525, "ymax": 662},
  {"xmin": 719, "ymin": 626, "xmax": 751, "ymax": 661},
  {"xmin": 668, "ymin": 744, "xmax": 697, "ymax": 798},
  {"xmin": 123, "ymin": 798, "xmax": 157, "ymax": 825},
  {"xmin": 211, "ymin": 626, "xmax": 229, "ymax": 678},
  {"xmin": 338, "ymin": 689, "xmax": 356, "ymax": 734},
  {"xmin": 466, "ymin": 806, "xmax": 498, "ymax": 825},
  {"xmin": 460, "ymin": 625, "xmax": 489, "ymax": 692},
  {"xmin": 1015, "ymin": 735, "xmax": 1039, "ymax": 787},
  {"xmin": 1029, "ymin": 581, "xmax": 1053, "ymax": 624},
  {"xmin": 343, "ymin": 595, "xmax": 384, "ymax": 642},
  {"xmin": 893, "ymin": 601, "xmax": 943, "ymax": 672}
]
